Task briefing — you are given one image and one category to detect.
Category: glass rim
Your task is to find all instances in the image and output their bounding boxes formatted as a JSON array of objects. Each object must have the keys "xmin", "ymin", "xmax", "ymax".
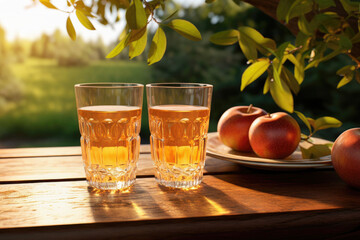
[
  {"xmin": 75, "ymin": 82, "xmax": 144, "ymax": 88},
  {"xmin": 146, "ymin": 83, "xmax": 213, "ymax": 89}
]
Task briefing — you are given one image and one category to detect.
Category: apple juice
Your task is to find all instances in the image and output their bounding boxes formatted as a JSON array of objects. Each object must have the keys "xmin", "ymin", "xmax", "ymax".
[
  {"xmin": 148, "ymin": 104, "xmax": 210, "ymax": 188},
  {"xmin": 78, "ymin": 105, "xmax": 142, "ymax": 189}
]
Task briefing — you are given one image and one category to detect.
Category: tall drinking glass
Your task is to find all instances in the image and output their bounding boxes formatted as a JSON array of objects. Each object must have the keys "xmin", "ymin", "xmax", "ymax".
[
  {"xmin": 146, "ymin": 83, "xmax": 213, "ymax": 188},
  {"xmin": 75, "ymin": 83, "xmax": 144, "ymax": 190}
]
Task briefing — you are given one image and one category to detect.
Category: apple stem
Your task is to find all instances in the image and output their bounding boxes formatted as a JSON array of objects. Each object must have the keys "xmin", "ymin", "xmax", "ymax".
[
  {"xmin": 267, "ymin": 113, "xmax": 271, "ymax": 118},
  {"xmin": 247, "ymin": 104, "xmax": 253, "ymax": 113}
]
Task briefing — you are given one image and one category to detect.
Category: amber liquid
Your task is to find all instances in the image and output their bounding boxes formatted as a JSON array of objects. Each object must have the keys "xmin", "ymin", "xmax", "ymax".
[
  {"xmin": 149, "ymin": 105, "xmax": 210, "ymax": 188},
  {"xmin": 78, "ymin": 105, "xmax": 142, "ymax": 190}
]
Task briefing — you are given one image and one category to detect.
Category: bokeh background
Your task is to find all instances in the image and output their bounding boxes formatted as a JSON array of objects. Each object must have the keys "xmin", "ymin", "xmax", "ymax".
[{"xmin": 0, "ymin": 0, "xmax": 359, "ymax": 148}]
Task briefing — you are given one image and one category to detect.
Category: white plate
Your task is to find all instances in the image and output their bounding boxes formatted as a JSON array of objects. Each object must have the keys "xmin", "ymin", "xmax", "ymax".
[{"xmin": 206, "ymin": 132, "xmax": 332, "ymax": 171}]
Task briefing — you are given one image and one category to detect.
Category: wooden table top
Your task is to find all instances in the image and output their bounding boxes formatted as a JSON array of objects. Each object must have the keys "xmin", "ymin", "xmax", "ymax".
[{"xmin": 1, "ymin": 145, "xmax": 360, "ymax": 239}]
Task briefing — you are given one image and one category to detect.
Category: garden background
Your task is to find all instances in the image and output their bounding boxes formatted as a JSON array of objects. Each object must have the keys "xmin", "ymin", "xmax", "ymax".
[{"xmin": 0, "ymin": 0, "xmax": 359, "ymax": 148}]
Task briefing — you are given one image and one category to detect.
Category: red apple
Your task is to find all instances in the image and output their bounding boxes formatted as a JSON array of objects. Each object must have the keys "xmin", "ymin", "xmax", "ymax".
[
  {"xmin": 249, "ymin": 112, "xmax": 301, "ymax": 159},
  {"xmin": 217, "ymin": 105, "xmax": 267, "ymax": 152},
  {"xmin": 331, "ymin": 128, "xmax": 360, "ymax": 189}
]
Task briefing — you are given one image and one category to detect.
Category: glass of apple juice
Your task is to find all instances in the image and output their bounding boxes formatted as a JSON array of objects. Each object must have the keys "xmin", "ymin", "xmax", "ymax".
[
  {"xmin": 75, "ymin": 83, "xmax": 144, "ymax": 190},
  {"xmin": 146, "ymin": 83, "xmax": 213, "ymax": 189}
]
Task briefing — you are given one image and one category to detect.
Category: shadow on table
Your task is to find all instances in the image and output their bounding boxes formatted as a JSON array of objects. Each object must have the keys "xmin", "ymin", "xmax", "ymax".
[
  {"xmin": 86, "ymin": 179, "xmax": 255, "ymax": 221},
  {"xmin": 87, "ymin": 184, "xmax": 172, "ymax": 222},
  {"xmin": 157, "ymin": 182, "xmax": 255, "ymax": 216},
  {"xmin": 212, "ymin": 167, "xmax": 360, "ymax": 208}
]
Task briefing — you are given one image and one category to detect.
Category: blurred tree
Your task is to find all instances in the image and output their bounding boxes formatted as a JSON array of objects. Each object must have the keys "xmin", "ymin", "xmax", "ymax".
[
  {"xmin": 29, "ymin": 29, "xmax": 109, "ymax": 66},
  {"xmin": 89, "ymin": 36, "xmax": 108, "ymax": 59},
  {"xmin": 30, "ymin": 33, "xmax": 54, "ymax": 58},
  {"xmin": 0, "ymin": 26, "xmax": 22, "ymax": 114},
  {"xmin": 11, "ymin": 38, "xmax": 27, "ymax": 63}
]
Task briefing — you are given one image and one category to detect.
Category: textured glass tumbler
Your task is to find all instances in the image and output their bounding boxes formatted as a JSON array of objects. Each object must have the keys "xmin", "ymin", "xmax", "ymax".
[
  {"xmin": 75, "ymin": 83, "xmax": 143, "ymax": 190},
  {"xmin": 147, "ymin": 83, "xmax": 213, "ymax": 189}
]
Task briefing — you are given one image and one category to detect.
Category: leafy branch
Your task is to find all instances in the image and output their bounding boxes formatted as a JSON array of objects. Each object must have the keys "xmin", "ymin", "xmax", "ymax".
[
  {"xmin": 210, "ymin": 0, "xmax": 360, "ymax": 113},
  {"xmin": 39, "ymin": 0, "xmax": 202, "ymax": 65},
  {"xmin": 39, "ymin": 0, "xmax": 97, "ymax": 41},
  {"xmin": 294, "ymin": 111, "xmax": 342, "ymax": 159},
  {"xmin": 38, "ymin": 0, "xmax": 360, "ymax": 116}
]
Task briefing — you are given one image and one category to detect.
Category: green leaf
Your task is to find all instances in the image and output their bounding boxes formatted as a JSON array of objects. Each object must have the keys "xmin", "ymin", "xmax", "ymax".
[
  {"xmin": 339, "ymin": 35, "xmax": 352, "ymax": 50},
  {"xmin": 275, "ymin": 42, "xmax": 290, "ymax": 63},
  {"xmin": 300, "ymin": 142, "xmax": 332, "ymax": 159},
  {"xmin": 241, "ymin": 59, "xmax": 270, "ymax": 91},
  {"xmin": 281, "ymin": 67, "xmax": 300, "ymax": 94},
  {"xmin": 270, "ymin": 66, "xmax": 294, "ymax": 113},
  {"xmin": 315, "ymin": 0, "xmax": 336, "ymax": 9},
  {"xmin": 339, "ymin": 0, "xmax": 359, "ymax": 15},
  {"xmin": 277, "ymin": 0, "xmax": 293, "ymax": 21},
  {"xmin": 129, "ymin": 26, "xmax": 147, "ymax": 42},
  {"xmin": 163, "ymin": 10, "xmax": 179, "ymax": 22},
  {"xmin": 148, "ymin": 27, "xmax": 167, "ymax": 65},
  {"xmin": 263, "ymin": 75, "xmax": 270, "ymax": 94},
  {"xmin": 337, "ymin": 71, "xmax": 354, "ymax": 88},
  {"xmin": 287, "ymin": 53, "xmax": 304, "ymax": 84},
  {"xmin": 336, "ymin": 65, "xmax": 356, "ymax": 89},
  {"xmin": 210, "ymin": 30, "xmax": 239, "ymax": 46},
  {"xmin": 308, "ymin": 117, "xmax": 316, "ymax": 128},
  {"xmin": 270, "ymin": 68, "xmax": 294, "ymax": 113},
  {"xmin": 272, "ymin": 59, "xmax": 284, "ymax": 90},
  {"xmin": 206, "ymin": 0, "xmax": 216, "ymax": 3},
  {"xmin": 76, "ymin": 10, "xmax": 95, "ymax": 30},
  {"xmin": 238, "ymin": 33, "xmax": 258, "ymax": 60},
  {"xmin": 314, "ymin": 116, "xmax": 342, "ymax": 131},
  {"xmin": 75, "ymin": 5, "xmax": 96, "ymax": 18},
  {"xmin": 285, "ymin": 0, "xmax": 313, "ymax": 23},
  {"xmin": 106, "ymin": 33, "xmax": 130, "ymax": 58},
  {"xmin": 39, "ymin": 0, "xmax": 57, "ymax": 9},
  {"xmin": 294, "ymin": 111, "xmax": 312, "ymax": 134},
  {"xmin": 301, "ymin": 133, "xmax": 309, "ymax": 140},
  {"xmin": 336, "ymin": 65, "xmax": 356, "ymax": 75},
  {"xmin": 298, "ymin": 15, "xmax": 313, "ymax": 35},
  {"xmin": 129, "ymin": 29, "xmax": 147, "ymax": 60},
  {"xmin": 167, "ymin": 19, "xmax": 202, "ymax": 41},
  {"xmin": 66, "ymin": 16, "xmax": 76, "ymax": 41},
  {"xmin": 126, "ymin": 0, "xmax": 147, "ymax": 30},
  {"xmin": 314, "ymin": 12, "xmax": 341, "ymax": 33},
  {"xmin": 119, "ymin": 25, "xmax": 129, "ymax": 41},
  {"xmin": 295, "ymin": 32, "xmax": 311, "ymax": 50},
  {"xmin": 238, "ymin": 26, "xmax": 276, "ymax": 56}
]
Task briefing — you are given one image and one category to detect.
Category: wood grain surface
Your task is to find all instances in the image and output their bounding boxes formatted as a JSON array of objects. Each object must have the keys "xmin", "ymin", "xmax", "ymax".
[
  {"xmin": 1, "ymin": 146, "xmax": 360, "ymax": 239},
  {"xmin": 1, "ymin": 171, "xmax": 360, "ymax": 229}
]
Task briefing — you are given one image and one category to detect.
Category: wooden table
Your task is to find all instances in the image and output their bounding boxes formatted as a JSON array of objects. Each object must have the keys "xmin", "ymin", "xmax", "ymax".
[{"xmin": 1, "ymin": 145, "xmax": 360, "ymax": 239}]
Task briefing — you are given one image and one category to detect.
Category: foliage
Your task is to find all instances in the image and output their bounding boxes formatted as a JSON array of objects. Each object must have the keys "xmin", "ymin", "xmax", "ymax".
[
  {"xmin": 29, "ymin": 0, "xmax": 360, "ymax": 155},
  {"xmin": 0, "ymin": 26, "xmax": 23, "ymax": 114},
  {"xmin": 30, "ymin": 30, "xmax": 108, "ymax": 66},
  {"xmin": 211, "ymin": 0, "xmax": 360, "ymax": 113},
  {"xmin": 36, "ymin": 0, "xmax": 360, "ymax": 114},
  {"xmin": 295, "ymin": 110, "xmax": 342, "ymax": 158}
]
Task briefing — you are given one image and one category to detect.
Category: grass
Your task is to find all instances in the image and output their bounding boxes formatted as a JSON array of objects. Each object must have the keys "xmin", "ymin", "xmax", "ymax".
[{"xmin": 0, "ymin": 58, "xmax": 153, "ymax": 147}]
